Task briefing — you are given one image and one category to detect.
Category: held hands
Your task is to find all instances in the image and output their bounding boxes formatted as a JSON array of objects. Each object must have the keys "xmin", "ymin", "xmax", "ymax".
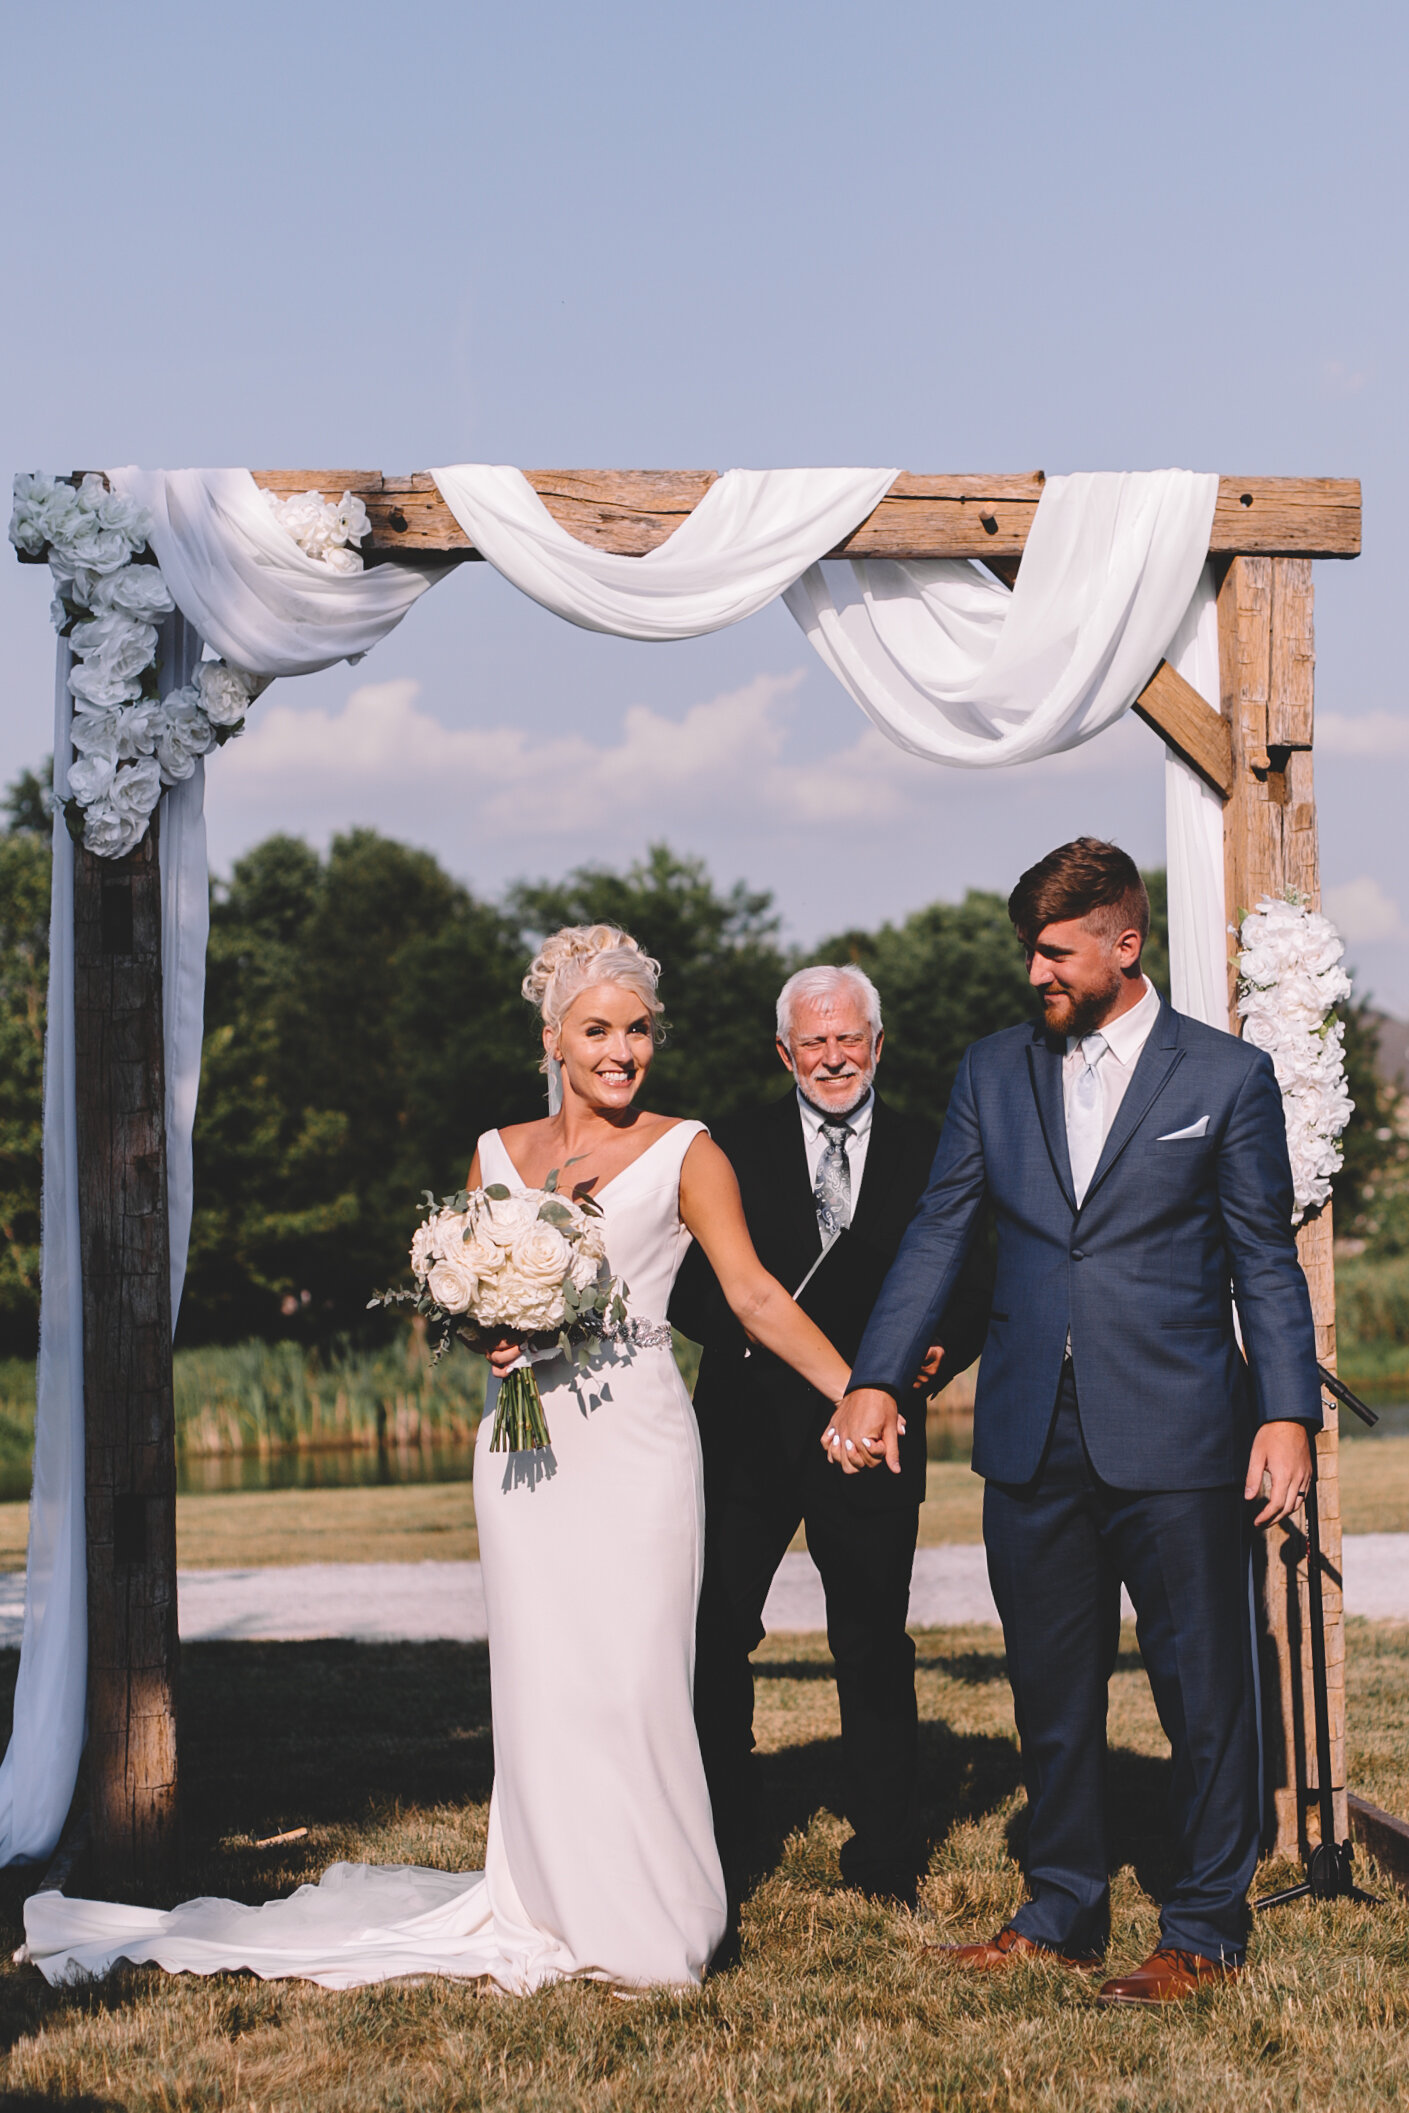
[
  {"xmin": 822, "ymin": 1388, "xmax": 906, "ymax": 1474},
  {"xmin": 820, "ymin": 1344, "xmax": 941, "ymax": 1474},
  {"xmin": 1245, "ymin": 1419, "xmax": 1315, "ymax": 1527}
]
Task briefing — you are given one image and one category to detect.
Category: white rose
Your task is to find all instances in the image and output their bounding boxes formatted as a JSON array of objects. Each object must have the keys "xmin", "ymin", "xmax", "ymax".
[
  {"xmin": 68, "ymin": 750, "xmax": 118, "ymax": 806},
  {"xmin": 71, "ymin": 701, "xmax": 162, "ymax": 761},
  {"xmin": 82, "ymin": 797, "xmax": 144, "ymax": 859},
  {"xmin": 478, "ymin": 1194, "xmax": 538, "ymax": 1246},
  {"xmin": 429, "ymin": 1209, "xmax": 472, "ymax": 1262},
  {"xmin": 68, "ymin": 658, "xmax": 144, "ymax": 711},
  {"xmin": 89, "ymin": 564, "xmax": 174, "ymax": 622},
  {"xmin": 426, "ymin": 1255, "xmax": 478, "ymax": 1314},
  {"xmin": 410, "ymin": 1221, "xmax": 438, "ymax": 1280},
  {"xmin": 459, "ymin": 1228, "xmax": 508, "ymax": 1281},
  {"xmin": 319, "ymin": 544, "xmax": 363, "ymax": 575},
  {"xmin": 155, "ymin": 698, "xmax": 216, "ymax": 784},
  {"xmin": 510, "ymin": 1221, "xmax": 573, "ymax": 1293},
  {"xmin": 568, "ymin": 1245, "xmax": 600, "ymax": 1292},
  {"xmin": 9, "ymin": 475, "xmax": 83, "ymax": 556},
  {"xmin": 70, "ymin": 611, "xmax": 158, "ymax": 675},
  {"xmin": 109, "ymin": 757, "xmax": 162, "ymax": 826},
  {"xmin": 333, "ymin": 491, "xmax": 371, "ymax": 543},
  {"xmin": 57, "ymin": 521, "xmax": 135, "ymax": 577},
  {"xmin": 196, "ymin": 659, "xmax": 255, "ymax": 727}
]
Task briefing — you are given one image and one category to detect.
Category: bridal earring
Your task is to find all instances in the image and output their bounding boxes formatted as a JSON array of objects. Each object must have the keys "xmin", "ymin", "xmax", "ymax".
[{"xmin": 547, "ymin": 1049, "xmax": 565, "ymax": 1116}]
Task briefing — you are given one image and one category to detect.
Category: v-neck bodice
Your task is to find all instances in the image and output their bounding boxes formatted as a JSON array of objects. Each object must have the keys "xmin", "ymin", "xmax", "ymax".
[{"xmin": 476, "ymin": 1121, "xmax": 707, "ymax": 1325}]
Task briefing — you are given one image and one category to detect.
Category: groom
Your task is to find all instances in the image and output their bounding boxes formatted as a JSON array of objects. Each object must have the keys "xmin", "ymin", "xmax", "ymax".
[
  {"xmin": 671, "ymin": 964, "xmax": 987, "ymax": 1905},
  {"xmin": 826, "ymin": 839, "xmax": 1321, "ymax": 2004}
]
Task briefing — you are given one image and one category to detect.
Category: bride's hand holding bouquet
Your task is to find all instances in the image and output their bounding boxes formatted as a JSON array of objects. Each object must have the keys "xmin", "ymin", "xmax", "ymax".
[{"xmin": 371, "ymin": 1166, "xmax": 627, "ymax": 1453}]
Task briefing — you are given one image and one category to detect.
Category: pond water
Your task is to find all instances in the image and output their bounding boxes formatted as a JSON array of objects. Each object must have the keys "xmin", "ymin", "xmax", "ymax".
[
  {"xmin": 177, "ymin": 1442, "xmax": 477, "ymax": 1495},
  {"xmin": 0, "ymin": 1394, "xmax": 1393, "ymax": 1506}
]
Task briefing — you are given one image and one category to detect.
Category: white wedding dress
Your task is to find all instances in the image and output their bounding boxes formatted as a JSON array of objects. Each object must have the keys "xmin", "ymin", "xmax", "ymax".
[{"xmin": 24, "ymin": 1119, "xmax": 727, "ymax": 1992}]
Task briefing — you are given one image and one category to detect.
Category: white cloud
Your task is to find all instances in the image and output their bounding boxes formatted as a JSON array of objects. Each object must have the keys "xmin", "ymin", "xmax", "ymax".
[
  {"xmin": 1325, "ymin": 875, "xmax": 1403, "ymax": 945},
  {"xmin": 1318, "ymin": 710, "xmax": 1409, "ymax": 758},
  {"xmin": 216, "ymin": 669, "xmax": 1160, "ymax": 847}
]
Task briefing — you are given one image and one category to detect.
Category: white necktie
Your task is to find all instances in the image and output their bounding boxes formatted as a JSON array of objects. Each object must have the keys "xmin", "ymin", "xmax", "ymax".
[{"xmin": 1068, "ymin": 1032, "xmax": 1109, "ymax": 1205}]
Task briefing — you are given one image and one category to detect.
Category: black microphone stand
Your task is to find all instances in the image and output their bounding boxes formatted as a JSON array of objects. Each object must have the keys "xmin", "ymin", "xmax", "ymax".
[{"xmin": 1256, "ymin": 1366, "xmax": 1380, "ymax": 1911}]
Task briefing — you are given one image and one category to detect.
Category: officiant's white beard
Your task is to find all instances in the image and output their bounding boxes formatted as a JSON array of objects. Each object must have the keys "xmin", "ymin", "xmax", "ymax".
[{"xmin": 794, "ymin": 1053, "xmax": 877, "ymax": 1118}]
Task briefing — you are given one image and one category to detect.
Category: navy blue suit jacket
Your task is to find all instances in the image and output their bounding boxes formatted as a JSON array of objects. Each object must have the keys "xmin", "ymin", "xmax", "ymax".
[{"xmin": 850, "ymin": 999, "xmax": 1322, "ymax": 1490}]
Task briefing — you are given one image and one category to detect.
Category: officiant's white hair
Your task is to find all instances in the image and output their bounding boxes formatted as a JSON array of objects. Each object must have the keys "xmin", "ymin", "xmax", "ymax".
[
  {"xmin": 523, "ymin": 924, "xmax": 664, "ymax": 1046},
  {"xmin": 776, "ymin": 964, "xmax": 882, "ymax": 1043}
]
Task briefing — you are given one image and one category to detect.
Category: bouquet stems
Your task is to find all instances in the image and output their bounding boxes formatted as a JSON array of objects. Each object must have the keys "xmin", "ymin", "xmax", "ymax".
[{"xmin": 490, "ymin": 1362, "xmax": 552, "ymax": 1453}]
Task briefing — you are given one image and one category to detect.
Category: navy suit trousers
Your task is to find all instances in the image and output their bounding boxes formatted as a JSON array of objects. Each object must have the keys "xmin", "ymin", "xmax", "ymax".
[{"xmin": 984, "ymin": 1364, "xmax": 1259, "ymax": 1964}]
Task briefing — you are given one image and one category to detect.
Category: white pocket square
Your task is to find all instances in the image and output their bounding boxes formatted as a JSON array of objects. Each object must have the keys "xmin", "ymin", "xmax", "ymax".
[{"xmin": 1157, "ymin": 1116, "xmax": 1209, "ymax": 1141}]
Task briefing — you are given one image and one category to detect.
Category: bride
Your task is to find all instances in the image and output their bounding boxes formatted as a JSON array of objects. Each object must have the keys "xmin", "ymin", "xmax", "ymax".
[{"xmin": 25, "ymin": 924, "xmax": 853, "ymax": 1993}]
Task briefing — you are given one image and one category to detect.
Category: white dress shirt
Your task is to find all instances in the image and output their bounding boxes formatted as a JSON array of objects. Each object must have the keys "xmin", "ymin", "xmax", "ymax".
[
  {"xmin": 1061, "ymin": 975, "xmax": 1161, "ymax": 1196},
  {"xmin": 797, "ymin": 1086, "xmax": 874, "ymax": 1208}
]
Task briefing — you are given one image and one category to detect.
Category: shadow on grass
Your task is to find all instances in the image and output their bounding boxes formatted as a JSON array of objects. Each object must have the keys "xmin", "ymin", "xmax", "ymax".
[{"xmin": 0, "ymin": 1632, "xmax": 1184, "ymax": 2053}]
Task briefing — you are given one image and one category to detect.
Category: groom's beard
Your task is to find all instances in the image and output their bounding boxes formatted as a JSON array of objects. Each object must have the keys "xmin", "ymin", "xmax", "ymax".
[{"xmin": 1042, "ymin": 972, "xmax": 1125, "ymax": 1040}]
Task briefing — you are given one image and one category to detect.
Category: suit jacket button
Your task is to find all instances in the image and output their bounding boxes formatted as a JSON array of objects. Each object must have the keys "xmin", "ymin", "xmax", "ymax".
[{"xmin": 1071, "ymin": 1248, "xmax": 1085, "ymax": 1260}]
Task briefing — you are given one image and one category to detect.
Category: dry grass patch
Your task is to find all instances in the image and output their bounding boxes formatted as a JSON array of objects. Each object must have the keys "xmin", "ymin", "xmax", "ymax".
[{"xmin": 0, "ymin": 1624, "xmax": 1406, "ymax": 2108}]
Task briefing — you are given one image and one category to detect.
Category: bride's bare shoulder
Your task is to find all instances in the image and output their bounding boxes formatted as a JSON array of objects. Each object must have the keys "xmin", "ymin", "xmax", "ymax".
[{"xmin": 497, "ymin": 1118, "xmax": 552, "ymax": 1153}]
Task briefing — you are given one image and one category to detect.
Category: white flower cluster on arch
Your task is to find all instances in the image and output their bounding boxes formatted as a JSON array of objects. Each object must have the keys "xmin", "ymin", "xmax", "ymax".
[
  {"xmin": 8, "ymin": 474, "xmax": 371, "ymax": 858},
  {"xmin": 1237, "ymin": 894, "xmax": 1354, "ymax": 1223}
]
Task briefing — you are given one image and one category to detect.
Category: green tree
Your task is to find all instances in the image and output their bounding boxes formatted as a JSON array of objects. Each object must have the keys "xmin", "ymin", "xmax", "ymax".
[
  {"xmin": 507, "ymin": 844, "xmax": 792, "ymax": 1125},
  {"xmin": 1331, "ymin": 994, "xmax": 1409, "ymax": 1250},
  {"xmin": 810, "ymin": 890, "xmax": 1036, "ymax": 1128},
  {"xmin": 0, "ymin": 763, "xmax": 51, "ymax": 1352},
  {"xmin": 181, "ymin": 830, "xmax": 537, "ymax": 1344}
]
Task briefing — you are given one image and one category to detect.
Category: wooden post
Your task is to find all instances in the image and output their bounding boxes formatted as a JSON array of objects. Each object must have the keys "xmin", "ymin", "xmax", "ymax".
[
  {"xmin": 73, "ymin": 819, "xmax": 180, "ymax": 1896},
  {"xmin": 1218, "ymin": 555, "xmax": 1345, "ymax": 1858}
]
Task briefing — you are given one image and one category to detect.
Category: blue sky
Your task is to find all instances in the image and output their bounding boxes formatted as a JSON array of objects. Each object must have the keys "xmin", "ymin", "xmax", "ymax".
[{"xmin": 3, "ymin": 2, "xmax": 1405, "ymax": 999}]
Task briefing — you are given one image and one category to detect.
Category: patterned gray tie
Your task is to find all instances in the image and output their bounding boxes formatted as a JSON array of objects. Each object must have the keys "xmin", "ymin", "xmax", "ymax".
[{"xmin": 814, "ymin": 1118, "xmax": 853, "ymax": 1238}]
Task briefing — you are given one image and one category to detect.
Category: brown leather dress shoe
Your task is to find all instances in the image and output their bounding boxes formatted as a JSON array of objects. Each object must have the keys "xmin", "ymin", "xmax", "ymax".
[
  {"xmin": 933, "ymin": 1926, "xmax": 1105, "ymax": 1972},
  {"xmin": 1097, "ymin": 1946, "xmax": 1242, "ymax": 2005}
]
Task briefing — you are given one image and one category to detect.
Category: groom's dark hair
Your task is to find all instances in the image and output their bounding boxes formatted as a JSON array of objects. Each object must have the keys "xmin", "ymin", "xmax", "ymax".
[{"xmin": 1008, "ymin": 838, "xmax": 1150, "ymax": 951}]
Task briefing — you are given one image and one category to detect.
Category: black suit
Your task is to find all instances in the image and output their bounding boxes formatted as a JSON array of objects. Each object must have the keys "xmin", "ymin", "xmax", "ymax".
[{"xmin": 669, "ymin": 1089, "xmax": 987, "ymax": 1894}]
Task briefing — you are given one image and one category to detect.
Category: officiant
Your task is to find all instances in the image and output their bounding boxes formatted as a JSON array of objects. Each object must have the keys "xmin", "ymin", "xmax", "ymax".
[{"xmin": 670, "ymin": 964, "xmax": 989, "ymax": 1904}]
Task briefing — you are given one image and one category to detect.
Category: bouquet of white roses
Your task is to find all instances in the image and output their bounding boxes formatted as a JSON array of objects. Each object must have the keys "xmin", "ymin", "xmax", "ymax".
[{"xmin": 370, "ymin": 1167, "xmax": 627, "ymax": 1452}]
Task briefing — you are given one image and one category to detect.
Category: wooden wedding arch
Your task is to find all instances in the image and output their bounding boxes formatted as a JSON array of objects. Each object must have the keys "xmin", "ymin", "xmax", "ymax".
[{"xmin": 25, "ymin": 467, "xmax": 1362, "ymax": 1893}]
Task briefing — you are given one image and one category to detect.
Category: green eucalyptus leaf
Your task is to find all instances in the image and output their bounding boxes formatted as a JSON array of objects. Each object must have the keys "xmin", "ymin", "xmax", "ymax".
[{"xmin": 483, "ymin": 1183, "xmax": 510, "ymax": 1202}]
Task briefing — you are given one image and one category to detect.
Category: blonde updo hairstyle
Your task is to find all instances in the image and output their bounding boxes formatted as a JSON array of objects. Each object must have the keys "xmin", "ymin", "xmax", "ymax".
[{"xmin": 522, "ymin": 925, "xmax": 664, "ymax": 1080}]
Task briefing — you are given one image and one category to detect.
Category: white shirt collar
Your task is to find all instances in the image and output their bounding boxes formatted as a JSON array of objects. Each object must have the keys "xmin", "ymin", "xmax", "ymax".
[
  {"xmin": 1067, "ymin": 976, "xmax": 1161, "ymax": 1066},
  {"xmin": 796, "ymin": 1084, "xmax": 874, "ymax": 1137}
]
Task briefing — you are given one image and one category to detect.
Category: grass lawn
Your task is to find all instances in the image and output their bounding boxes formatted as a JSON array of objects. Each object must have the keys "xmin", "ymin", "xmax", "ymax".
[{"xmin": 0, "ymin": 1622, "xmax": 1407, "ymax": 2109}]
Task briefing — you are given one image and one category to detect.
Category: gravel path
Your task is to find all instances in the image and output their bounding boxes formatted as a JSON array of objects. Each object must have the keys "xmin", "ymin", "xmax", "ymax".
[{"xmin": 0, "ymin": 1538, "xmax": 1403, "ymax": 1644}]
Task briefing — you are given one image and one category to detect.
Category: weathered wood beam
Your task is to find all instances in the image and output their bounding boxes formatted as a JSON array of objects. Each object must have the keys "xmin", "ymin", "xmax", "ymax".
[
  {"xmin": 1132, "ymin": 659, "xmax": 1235, "ymax": 798},
  {"xmin": 248, "ymin": 470, "xmax": 1362, "ymax": 563},
  {"xmin": 1218, "ymin": 554, "xmax": 1345, "ymax": 1859},
  {"xmin": 74, "ymin": 821, "xmax": 180, "ymax": 1898}
]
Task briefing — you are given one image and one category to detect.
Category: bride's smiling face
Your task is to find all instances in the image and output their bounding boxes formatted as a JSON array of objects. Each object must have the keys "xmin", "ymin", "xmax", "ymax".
[{"xmin": 550, "ymin": 982, "xmax": 656, "ymax": 1112}]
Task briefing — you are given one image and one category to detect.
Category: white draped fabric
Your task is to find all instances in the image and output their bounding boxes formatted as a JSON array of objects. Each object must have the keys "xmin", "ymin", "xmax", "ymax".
[
  {"xmin": 1162, "ymin": 569, "xmax": 1230, "ymax": 1030},
  {"xmin": 430, "ymin": 465, "xmax": 897, "ymax": 638},
  {"xmin": 0, "ymin": 480, "xmax": 448, "ymax": 1866},
  {"xmin": 108, "ymin": 468, "xmax": 449, "ymax": 676},
  {"xmin": 0, "ymin": 652, "xmax": 88, "ymax": 1865},
  {"xmin": 7, "ymin": 461, "xmax": 1234, "ymax": 1877},
  {"xmin": 782, "ymin": 471, "xmax": 1226, "ymax": 1022}
]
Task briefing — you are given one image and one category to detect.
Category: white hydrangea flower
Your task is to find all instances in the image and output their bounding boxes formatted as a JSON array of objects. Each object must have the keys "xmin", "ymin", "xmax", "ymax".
[
  {"xmin": 262, "ymin": 486, "xmax": 367, "ymax": 571},
  {"xmin": 1237, "ymin": 895, "xmax": 1354, "ymax": 1222}
]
